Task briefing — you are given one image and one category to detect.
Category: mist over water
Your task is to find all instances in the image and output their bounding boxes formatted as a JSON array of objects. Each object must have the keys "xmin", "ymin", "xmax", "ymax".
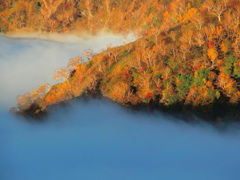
[
  {"xmin": 0, "ymin": 34, "xmax": 240, "ymax": 180},
  {"xmin": 0, "ymin": 33, "xmax": 135, "ymax": 109}
]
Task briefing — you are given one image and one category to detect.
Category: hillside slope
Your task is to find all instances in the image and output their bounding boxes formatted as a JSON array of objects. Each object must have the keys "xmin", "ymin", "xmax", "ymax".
[
  {"xmin": 0, "ymin": 0, "xmax": 172, "ymax": 34},
  {"xmin": 8, "ymin": 0, "xmax": 240, "ymax": 120}
]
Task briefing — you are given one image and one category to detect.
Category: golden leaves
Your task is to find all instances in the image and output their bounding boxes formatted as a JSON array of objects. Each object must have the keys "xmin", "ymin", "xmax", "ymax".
[
  {"xmin": 220, "ymin": 41, "xmax": 228, "ymax": 53},
  {"xmin": 182, "ymin": 8, "xmax": 198, "ymax": 23},
  {"xmin": 53, "ymin": 68, "xmax": 69, "ymax": 81},
  {"xmin": 109, "ymin": 82, "xmax": 130, "ymax": 103},
  {"xmin": 207, "ymin": 48, "xmax": 218, "ymax": 62},
  {"xmin": 17, "ymin": 84, "xmax": 51, "ymax": 111},
  {"xmin": 68, "ymin": 57, "xmax": 82, "ymax": 69},
  {"xmin": 41, "ymin": 0, "xmax": 62, "ymax": 20},
  {"xmin": 194, "ymin": 71, "xmax": 198, "ymax": 78}
]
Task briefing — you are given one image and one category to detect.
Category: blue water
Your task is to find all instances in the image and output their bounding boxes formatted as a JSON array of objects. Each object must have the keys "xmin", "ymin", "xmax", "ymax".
[{"xmin": 0, "ymin": 35, "xmax": 240, "ymax": 180}]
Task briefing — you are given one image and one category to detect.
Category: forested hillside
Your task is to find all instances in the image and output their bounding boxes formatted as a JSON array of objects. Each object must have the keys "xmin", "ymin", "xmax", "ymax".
[
  {"xmin": 4, "ymin": 0, "xmax": 240, "ymax": 120},
  {"xmin": 0, "ymin": 0, "xmax": 173, "ymax": 34}
]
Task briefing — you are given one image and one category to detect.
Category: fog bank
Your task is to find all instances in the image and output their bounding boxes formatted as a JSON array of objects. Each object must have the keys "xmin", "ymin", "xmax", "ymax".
[
  {"xmin": 0, "ymin": 99, "xmax": 240, "ymax": 180},
  {"xmin": 0, "ymin": 33, "xmax": 135, "ymax": 109}
]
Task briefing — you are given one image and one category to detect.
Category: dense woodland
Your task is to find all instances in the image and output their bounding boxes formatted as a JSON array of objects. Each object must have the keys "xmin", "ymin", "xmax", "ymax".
[
  {"xmin": 3, "ymin": 0, "xmax": 240, "ymax": 120},
  {"xmin": 0, "ymin": 0, "xmax": 173, "ymax": 34}
]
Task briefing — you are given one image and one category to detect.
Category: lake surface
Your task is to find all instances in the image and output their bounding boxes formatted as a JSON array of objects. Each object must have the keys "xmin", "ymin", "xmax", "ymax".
[{"xmin": 0, "ymin": 34, "xmax": 240, "ymax": 180}]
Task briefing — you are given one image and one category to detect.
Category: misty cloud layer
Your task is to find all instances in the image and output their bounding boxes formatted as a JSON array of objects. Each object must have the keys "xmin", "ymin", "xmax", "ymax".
[
  {"xmin": 0, "ymin": 99, "xmax": 240, "ymax": 180},
  {"xmin": 0, "ymin": 33, "xmax": 135, "ymax": 109}
]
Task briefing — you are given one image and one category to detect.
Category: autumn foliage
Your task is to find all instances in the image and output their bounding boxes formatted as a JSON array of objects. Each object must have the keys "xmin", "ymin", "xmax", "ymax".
[{"xmin": 11, "ymin": 0, "xmax": 240, "ymax": 116}]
